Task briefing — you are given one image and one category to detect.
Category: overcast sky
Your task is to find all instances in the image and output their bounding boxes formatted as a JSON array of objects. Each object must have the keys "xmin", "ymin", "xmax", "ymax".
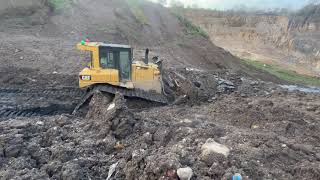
[{"xmin": 150, "ymin": 0, "xmax": 317, "ymax": 10}]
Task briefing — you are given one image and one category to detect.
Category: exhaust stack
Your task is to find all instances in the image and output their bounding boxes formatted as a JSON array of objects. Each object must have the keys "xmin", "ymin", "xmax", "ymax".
[{"xmin": 144, "ymin": 48, "xmax": 149, "ymax": 64}]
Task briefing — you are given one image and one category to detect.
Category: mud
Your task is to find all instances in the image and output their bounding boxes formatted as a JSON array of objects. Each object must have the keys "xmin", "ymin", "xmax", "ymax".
[
  {"xmin": 0, "ymin": 75, "xmax": 319, "ymax": 179},
  {"xmin": 0, "ymin": 0, "xmax": 319, "ymax": 179}
]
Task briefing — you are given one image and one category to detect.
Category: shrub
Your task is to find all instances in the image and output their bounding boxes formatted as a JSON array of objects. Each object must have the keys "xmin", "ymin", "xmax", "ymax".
[
  {"xmin": 174, "ymin": 13, "xmax": 209, "ymax": 39},
  {"xmin": 126, "ymin": 0, "xmax": 149, "ymax": 25}
]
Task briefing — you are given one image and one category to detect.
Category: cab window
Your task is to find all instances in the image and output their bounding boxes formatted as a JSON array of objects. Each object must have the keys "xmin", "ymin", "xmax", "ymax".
[{"xmin": 100, "ymin": 49, "xmax": 115, "ymax": 69}]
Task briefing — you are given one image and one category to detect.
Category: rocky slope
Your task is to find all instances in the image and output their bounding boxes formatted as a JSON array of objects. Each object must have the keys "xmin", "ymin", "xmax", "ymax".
[{"xmin": 184, "ymin": 6, "xmax": 320, "ymax": 76}]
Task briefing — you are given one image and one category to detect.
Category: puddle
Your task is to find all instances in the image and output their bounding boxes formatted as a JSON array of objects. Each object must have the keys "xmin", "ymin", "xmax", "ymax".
[{"xmin": 280, "ymin": 85, "xmax": 320, "ymax": 93}]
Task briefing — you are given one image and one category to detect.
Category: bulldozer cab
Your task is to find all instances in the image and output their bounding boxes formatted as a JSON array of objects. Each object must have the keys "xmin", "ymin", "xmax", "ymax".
[
  {"xmin": 77, "ymin": 42, "xmax": 133, "ymax": 85},
  {"xmin": 99, "ymin": 46, "xmax": 132, "ymax": 81}
]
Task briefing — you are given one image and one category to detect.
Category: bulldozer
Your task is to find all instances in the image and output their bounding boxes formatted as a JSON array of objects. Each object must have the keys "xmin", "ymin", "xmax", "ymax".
[{"xmin": 73, "ymin": 41, "xmax": 168, "ymax": 114}]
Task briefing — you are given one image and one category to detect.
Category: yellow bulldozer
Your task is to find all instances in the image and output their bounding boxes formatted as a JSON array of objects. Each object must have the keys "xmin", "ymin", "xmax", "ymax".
[{"xmin": 73, "ymin": 41, "xmax": 168, "ymax": 114}]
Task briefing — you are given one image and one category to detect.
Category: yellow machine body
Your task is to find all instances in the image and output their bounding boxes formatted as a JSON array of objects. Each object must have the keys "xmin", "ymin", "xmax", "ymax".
[{"xmin": 77, "ymin": 42, "xmax": 162, "ymax": 93}]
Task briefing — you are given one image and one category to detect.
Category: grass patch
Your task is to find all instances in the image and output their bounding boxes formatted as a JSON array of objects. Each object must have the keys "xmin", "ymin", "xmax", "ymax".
[
  {"xmin": 126, "ymin": 0, "xmax": 149, "ymax": 26},
  {"xmin": 174, "ymin": 13, "xmax": 209, "ymax": 39},
  {"xmin": 49, "ymin": 0, "xmax": 74, "ymax": 13},
  {"xmin": 243, "ymin": 59, "xmax": 320, "ymax": 86}
]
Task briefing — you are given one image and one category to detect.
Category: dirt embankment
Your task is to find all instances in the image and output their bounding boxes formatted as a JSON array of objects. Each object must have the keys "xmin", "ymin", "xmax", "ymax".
[{"xmin": 184, "ymin": 8, "xmax": 320, "ymax": 76}]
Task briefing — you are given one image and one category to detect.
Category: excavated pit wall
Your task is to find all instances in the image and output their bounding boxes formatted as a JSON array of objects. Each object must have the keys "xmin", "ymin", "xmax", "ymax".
[{"xmin": 184, "ymin": 9, "xmax": 320, "ymax": 74}]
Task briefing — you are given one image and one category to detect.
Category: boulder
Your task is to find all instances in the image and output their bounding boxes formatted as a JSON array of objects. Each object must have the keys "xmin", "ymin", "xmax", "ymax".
[
  {"xmin": 177, "ymin": 167, "xmax": 193, "ymax": 180},
  {"xmin": 201, "ymin": 138, "xmax": 230, "ymax": 157}
]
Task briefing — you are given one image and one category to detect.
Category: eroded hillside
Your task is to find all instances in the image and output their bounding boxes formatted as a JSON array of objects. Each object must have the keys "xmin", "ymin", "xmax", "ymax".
[{"xmin": 184, "ymin": 6, "xmax": 320, "ymax": 76}]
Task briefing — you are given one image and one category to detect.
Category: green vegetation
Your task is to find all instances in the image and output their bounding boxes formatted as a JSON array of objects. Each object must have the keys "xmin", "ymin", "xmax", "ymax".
[
  {"xmin": 126, "ymin": 0, "xmax": 149, "ymax": 25},
  {"xmin": 49, "ymin": 0, "xmax": 74, "ymax": 13},
  {"xmin": 243, "ymin": 59, "xmax": 320, "ymax": 86},
  {"xmin": 174, "ymin": 13, "xmax": 209, "ymax": 39}
]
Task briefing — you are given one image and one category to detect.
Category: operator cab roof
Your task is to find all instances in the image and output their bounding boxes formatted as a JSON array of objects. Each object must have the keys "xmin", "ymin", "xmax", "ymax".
[
  {"xmin": 77, "ymin": 42, "xmax": 131, "ymax": 51},
  {"xmin": 100, "ymin": 42, "xmax": 131, "ymax": 49}
]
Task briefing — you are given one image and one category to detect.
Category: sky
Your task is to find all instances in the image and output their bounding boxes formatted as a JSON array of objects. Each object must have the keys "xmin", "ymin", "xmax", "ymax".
[{"xmin": 150, "ymin": 0, "xmax": 317, "ymax": 11}]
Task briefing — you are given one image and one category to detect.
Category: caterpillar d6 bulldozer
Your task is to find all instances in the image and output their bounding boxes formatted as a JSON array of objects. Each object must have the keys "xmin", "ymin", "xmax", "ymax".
[{"xmin": 73, "ymin": 41, "xmax": 167, "ymax": 114}]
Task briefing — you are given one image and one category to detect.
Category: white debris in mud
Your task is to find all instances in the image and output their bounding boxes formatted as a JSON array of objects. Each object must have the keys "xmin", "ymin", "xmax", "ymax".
[
  {"xmin": 180, "ymin": 118, "xmax": 192, "ymax": 123},
  {"xmin": 36, "ymin": 121, "xmax": 44, "ymax": 126},
  {"xmin": 185, "ymin": 67, "xmax": 203, "ymax": 72},
  {"xmin": 106, "ymin": 162, "xmax": 118, "ymax": 180},
  {"xmin": 177, "ymin": 167, "xmax": 193, "ymax": 180},
  {"xmin": 107, "ymin": 102, "xmax": 115, "ymax": 111},
  {"xmin": 281, "ymin": 144, "xmax": 287, "ymax": 148},
  {"xmin": 201, "ymin": 138, "xmax": 230, "ymax": 157}
]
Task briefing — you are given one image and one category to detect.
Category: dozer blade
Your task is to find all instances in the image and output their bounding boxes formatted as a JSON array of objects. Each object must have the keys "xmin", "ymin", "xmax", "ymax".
[{"xmin": 72, "ymin": 84, "xmax": 168, "ymax": 115}]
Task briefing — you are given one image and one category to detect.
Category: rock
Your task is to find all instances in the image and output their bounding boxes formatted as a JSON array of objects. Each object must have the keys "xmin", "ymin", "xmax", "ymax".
[
  {"xmin": 201, "ymin": 138, "xmax": 230, "ymax": 157},
  {"xmin": 143, "ymin": 132, "xmax": 153, "ymax": 144},
  {"xmin": 177, "ymin": 167, "xmax": 193, "ymax": 180},
  {"xmin": 240, "ymin": 93, "xmax": 247, "ymax": 98},
  {"xmin": 250, "ymin": 81, "xmax": 259, "ymax": 86},
  {"xmin": 36, "ymin": 121, "xmax": 44, "ymax": 126},
  {"xmin": 251, "ymin": 124, "xmax": 259, "ymax": 129},
  {"xmin": 217, "ymin": 78, "xmax": 235, "ymax": 93},
  {"xmin": 193, "ymin": 81, "xmax": 202, "ymax": 88},
  {"xmin": 281, "ymin": 144, "xmax": 287, "ymax": 148}
]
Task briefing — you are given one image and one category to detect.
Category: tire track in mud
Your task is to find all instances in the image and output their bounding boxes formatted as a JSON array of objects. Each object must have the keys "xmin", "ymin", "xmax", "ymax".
[{"xmin": 0, "ymin": 87, "xmax": 86, "ymax": 118}]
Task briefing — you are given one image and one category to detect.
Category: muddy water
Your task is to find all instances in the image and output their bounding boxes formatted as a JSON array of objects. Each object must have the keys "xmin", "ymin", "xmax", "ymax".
[{"xmin": 280, "ymin": 85, "xmax": 320, "ymax": 93}]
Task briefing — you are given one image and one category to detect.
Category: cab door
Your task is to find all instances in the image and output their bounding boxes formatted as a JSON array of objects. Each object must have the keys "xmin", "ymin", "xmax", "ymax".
[{"xmin": 119, "ymin": 50, "xmax": 131, "ymax": 81}]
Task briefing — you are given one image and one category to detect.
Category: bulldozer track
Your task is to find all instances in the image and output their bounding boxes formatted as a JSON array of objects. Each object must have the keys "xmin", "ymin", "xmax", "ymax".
[
  {"xmin": 0, "ymin": 104, "xmax": 75, "ymax": 119},
  {"xmin": 0, "ymin": 87, "xmax": 85, "ymax": 97},
  {"xmin": 95, "ymin": 85, "xmax": 168, "ymax": 104},
  {"xmin": 0, "ymin": 87, "xmax": 86, "ymax": 119},
  {"xmin": 73, "ymin": 84, "xmax": 168, "ymax": 115}
]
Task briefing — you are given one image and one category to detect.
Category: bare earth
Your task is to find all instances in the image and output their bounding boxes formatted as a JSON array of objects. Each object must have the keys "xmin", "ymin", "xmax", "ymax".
[{"xmin": 0, "ymin": 0, "xmax": 319, "ymax": 179}]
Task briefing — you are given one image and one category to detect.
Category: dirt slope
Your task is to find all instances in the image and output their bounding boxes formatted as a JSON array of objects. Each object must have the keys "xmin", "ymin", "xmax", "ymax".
[{"xmin": 0, "ymin": 0, "xmax": 245, "ymax": 76}]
